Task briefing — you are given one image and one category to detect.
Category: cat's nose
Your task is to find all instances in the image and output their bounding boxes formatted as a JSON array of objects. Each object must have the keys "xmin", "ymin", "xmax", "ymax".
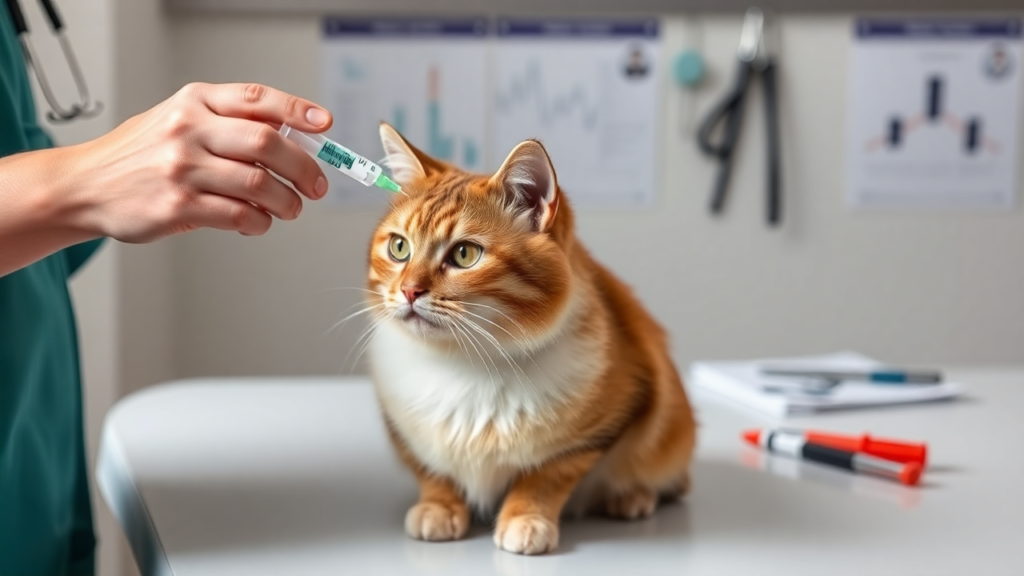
[{"xmin": 402, "ymin": 285, "xmax": 427, "ymax": 304}]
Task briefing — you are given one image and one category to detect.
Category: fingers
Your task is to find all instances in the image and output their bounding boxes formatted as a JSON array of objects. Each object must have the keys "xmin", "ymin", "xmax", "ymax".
[
  {"xmin": 192, "ymin": 158, "xmax": 303, "ymax": 221},
  {"xmin": 185, "ymin": 192, "xmax": 273, "ymax": 237},
  {"xmin": 200, "ymin": 115, "xmax": 327, "ymax": 200},
  {"xmin": 192, "ymin": 82, "xmax": 333, "ymax": 133}
]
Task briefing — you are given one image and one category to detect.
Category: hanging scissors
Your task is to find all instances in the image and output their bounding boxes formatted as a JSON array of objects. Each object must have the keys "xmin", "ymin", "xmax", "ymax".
[
  {"xmin": 4, "ymin": 0, "xmax": 103, "ymax": 123},
  {"xmin": 696, "ymin": 7, "xmax": 781, "ymax": 226}
]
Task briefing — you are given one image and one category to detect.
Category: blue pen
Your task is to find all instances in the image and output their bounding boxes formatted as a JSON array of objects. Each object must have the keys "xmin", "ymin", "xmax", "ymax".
[{"xmin": 760, "ymin": 368, "xmax": 942, "ymax": 384}]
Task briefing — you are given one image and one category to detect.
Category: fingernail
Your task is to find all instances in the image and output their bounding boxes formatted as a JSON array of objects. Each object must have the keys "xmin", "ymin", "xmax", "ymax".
[
  {"xmin": 314, "ymin": 176, "xmax": 328, "ymax": 198},
  {"xmin": 306, "ymin": 107, "xmax": 330, "ymax": 127}
]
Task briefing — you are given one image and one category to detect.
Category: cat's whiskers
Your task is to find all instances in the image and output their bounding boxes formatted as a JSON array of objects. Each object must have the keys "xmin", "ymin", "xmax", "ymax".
[
  {"xmin": 446, "ymin": 312, "xmax": 501, "ymax": 381},
  {"xmin": 348, "ymin": 308, "xmax": 399, "ymax": 371},
  {"xmin": 324, "ymin": 302, "xmax": 388, "ymax": 338},
  {"xmin": 439, "ymin": 318, "xmax": 468, "ymax": 363},
  {"xmin": 441, "ymin": 301, "xmax": 545, "ymax": 382},
  {"xmin": 440, "ymin": 316, "xmax": 491, "ymax": 383},
  {"xmin": 455, "ymin": 314, "xmax": 534, "ymax": 392},
  {"xmin": 459, "ymin": 301, "xmax": 532, "ymax": 342},
  {"xmin": 343, "ymin": 311, "xmax": 383, "ymax": 370},
  {"xmin": 455, "ymin": 310, "xmax": 542, "ymax": 389},
  {"xmin": 323, "ymin": 287, "xmax": 387, "ymax": 342},
  {"xmin": 453, "ymin": 307, "xmax": 533, "ymax": 354},
  {"xmin": 320, "ymin": 286, "xmax": 386, "ymax": 296},
  {"xmin": 426, "ymin": 300, "xmax": 533, "ymax": 388},
  {"xmin": 429, "ymin": 302, "xmax": 507, "ymax": 384},
  {"xmin": 449, "ymin": 316, "xmax": 499, "ymax": 386}
]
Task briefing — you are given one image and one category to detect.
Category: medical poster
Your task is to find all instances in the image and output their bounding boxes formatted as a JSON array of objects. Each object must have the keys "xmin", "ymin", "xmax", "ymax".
[
  {"xmin": 321, "ymin": 17, "xmax": 661, "ymax": 208},
  {"xmin": 846, "ymin": 19, "xmax": 1022, "ymax": 209},
  {"xmin": 320, "ymin": 18, "xmax": 489, "ymax": 207},
  {"xmin": 492, "ymin": 19, "xmax": 661, "ymax": 207}
]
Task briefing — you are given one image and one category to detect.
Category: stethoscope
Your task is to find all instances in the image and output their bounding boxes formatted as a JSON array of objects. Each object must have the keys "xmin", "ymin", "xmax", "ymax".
[{"xmin": 4, "ymin": 0, "xmax": 102, "ymax": 123}]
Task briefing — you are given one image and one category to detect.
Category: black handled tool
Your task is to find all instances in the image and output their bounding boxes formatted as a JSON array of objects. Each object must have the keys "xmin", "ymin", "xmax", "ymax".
[{"xmin": 697, "ymin": 7, "xmax": 782, "ymax": 226}]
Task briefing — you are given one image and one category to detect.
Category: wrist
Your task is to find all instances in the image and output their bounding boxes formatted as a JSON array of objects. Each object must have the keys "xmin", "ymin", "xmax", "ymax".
[
  {"xmin": 32, "ymin": 143, "xmax": 104, "ymax": 240},
  {"xmin": 0, "ymin": 146, "xmax": 100, "ymax": 275}
]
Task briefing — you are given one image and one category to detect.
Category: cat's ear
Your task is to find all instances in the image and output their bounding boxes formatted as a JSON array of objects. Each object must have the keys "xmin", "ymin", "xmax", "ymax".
[
  {"xmin": 491, "ymin": 140, "xmax": 559, "ymax": 232},
  {"xmin": 379, "ymin": 123, "xmax": 446, "ymax": 187}
]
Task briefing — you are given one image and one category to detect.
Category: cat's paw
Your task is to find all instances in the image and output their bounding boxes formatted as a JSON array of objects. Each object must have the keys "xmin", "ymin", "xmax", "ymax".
[
  {"xmin": 494, "ymin": 513, "xmax": 559, "ymax": 555},
  {"xmin": 405, "ymin": 501, "xmax": 469, "ymax": 541},
  {"xmin": 606, "ymin": 486, "xmax": 657, "ymax": 520}
]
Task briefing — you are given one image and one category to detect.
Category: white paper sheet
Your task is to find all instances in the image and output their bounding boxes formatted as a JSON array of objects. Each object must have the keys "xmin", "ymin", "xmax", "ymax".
[
  {"xmin": 320, "ymin": 18, "xmax": 661, "ymax": 208},
  {"xmin": 492, "ymin": 19, "xmax": 661, "ymax": 207},
  {"xmin": 846, "ymin": 18, "xmax": 1022, "ymax": 209},
  {"xmin": 690, "ymin": 352, "xmax": 963, "ymax": 418}
]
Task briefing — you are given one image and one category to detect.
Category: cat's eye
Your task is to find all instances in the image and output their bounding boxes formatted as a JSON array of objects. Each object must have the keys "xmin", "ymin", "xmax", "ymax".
[
  {"xmin": 449, "ymin": 242, "xmax": 483, "ymax": 269},
  {"xmin": 388, "ymin": 235, "xmax": 411, "ymax": 262}
]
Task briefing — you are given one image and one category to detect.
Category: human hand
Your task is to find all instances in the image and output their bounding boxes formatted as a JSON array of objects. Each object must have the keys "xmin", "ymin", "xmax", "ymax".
[{"xmin": 67, "ymin": 82, "xmax": 333, "ymax": 242}]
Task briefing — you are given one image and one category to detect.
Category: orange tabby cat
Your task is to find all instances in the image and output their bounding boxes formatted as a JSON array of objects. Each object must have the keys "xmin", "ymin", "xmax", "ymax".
[{"xmin": 366, "ymin": 123, "xmax": 695, "ymax": 555}]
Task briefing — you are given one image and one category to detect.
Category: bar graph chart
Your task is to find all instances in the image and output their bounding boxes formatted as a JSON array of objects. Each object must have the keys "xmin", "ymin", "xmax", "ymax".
[
  {"xmin": 321, "ymin": 18, "xmax": 488, "ymax": 206},
  {"xmin": 389, "ymin": 67, "xmax": 481, "ymax": 169},
  {"xmin": 864, "ymin": 75, "xmax": 997, "ymax": 155},
  {"xmin": 847, "ymin": 18, "xmax": 1021, "ymax": 209}
]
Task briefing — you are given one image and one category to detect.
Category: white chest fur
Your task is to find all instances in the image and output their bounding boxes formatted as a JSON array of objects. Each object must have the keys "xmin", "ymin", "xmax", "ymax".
[{"xmin": 368, "ymin": 318, "xmax": 604, "ymax": 511}]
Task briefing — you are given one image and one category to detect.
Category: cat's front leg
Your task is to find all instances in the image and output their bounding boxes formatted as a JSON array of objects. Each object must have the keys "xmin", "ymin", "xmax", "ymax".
[
  {"xmin": 495, "ymin": 450, "xmax": 601, "ymax": 555},
  {"xmin": 405, "ymin": 473, "xmax": 470, "ymax": 542}
]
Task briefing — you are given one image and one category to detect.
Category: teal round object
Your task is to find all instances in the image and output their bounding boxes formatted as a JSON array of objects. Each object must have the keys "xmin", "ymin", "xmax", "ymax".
[{"xmin": 673, "ymin": 50, "xmax": 705, "ymax": 87}]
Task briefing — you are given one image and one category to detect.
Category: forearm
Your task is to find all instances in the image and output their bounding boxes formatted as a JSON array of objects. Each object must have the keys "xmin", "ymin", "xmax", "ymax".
[{"xmin": 0, "ymin": 146, "xmax": 97, "ymax": 277}]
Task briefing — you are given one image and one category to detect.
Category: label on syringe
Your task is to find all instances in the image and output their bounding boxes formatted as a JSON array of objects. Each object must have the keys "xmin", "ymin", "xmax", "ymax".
[{"xmin": 317, "ymin": 142, "xmax": 356, "ymax": 170}]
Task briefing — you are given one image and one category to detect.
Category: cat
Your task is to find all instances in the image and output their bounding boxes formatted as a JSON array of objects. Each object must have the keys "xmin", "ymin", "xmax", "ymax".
[{"xmin": 365, "ymin": 123, "xmax": 696, "ymax": 555}]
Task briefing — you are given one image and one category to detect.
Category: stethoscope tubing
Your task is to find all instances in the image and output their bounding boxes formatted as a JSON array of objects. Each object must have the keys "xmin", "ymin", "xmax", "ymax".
[{"xmin": 5, "ymin": 0, "xmax": 102, "ymax": 123}]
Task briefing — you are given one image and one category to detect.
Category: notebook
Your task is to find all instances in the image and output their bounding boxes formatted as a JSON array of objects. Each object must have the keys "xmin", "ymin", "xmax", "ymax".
[{"xmin": 688, "ymin": 351, "xmax": 963, "ymax": 417}]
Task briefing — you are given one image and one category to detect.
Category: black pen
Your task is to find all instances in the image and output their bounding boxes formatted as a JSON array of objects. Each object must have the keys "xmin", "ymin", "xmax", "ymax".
[{"xmin": 760, "ymin": 368, "xmax": 942, "ymax": 384}]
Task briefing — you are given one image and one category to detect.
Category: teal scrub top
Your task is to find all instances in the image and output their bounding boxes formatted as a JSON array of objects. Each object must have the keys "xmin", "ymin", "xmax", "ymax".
[{"xmin": 1, "ymin": 8, "xmax": 103, "ymax": 576}]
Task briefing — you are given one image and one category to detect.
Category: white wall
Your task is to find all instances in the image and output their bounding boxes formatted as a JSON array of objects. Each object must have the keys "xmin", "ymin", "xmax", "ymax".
[
  {"xmin": 18, "ymin": 6, "xmax": 1020, "ymax": 576},
  {"xmin": 114, "ymin": 0, "xmax": 177, "ymax": 397},
  {"xmin": 166, "ymin": 11, "xmax": 1024, "ymax": 379}
]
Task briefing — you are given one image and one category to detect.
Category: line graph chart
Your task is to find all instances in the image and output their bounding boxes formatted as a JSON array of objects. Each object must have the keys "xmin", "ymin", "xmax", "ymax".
[
  {"xmin": 493, "ymin": 19, "xmax": 660, "ymax": 207},
  {"xmin": 495, "ymin": 60, "xmax": 600, "ymax": 131}
]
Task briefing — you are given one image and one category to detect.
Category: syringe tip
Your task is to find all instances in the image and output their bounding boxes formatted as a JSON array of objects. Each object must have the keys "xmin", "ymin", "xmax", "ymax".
[{"xmin": 375, "ymin": 173, "xmax": 405, "ymax": 195}]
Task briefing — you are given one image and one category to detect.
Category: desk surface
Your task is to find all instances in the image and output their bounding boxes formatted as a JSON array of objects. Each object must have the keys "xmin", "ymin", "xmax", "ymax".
[{"xmin": 97, "ymin": 369, "xmax": 1024, "ymax": 576}]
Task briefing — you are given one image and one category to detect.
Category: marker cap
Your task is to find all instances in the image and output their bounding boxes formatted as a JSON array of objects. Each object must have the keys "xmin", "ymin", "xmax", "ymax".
[
  {"xmin": 807, "ymin": 430, "xmax": 927, "ymax": 465},
  {"xmin": 742, "ymin": 429, "xmax": 761, "ymax": 446},
  {"xmin": 900, "ymin": 461, "xmax": 923, "ymax": 486}
]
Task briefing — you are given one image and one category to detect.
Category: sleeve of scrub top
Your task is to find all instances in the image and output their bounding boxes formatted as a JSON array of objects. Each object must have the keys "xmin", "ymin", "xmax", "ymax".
[{"xmin": 63, "ymin": 239, "xmax": 105, "ymax": 277}]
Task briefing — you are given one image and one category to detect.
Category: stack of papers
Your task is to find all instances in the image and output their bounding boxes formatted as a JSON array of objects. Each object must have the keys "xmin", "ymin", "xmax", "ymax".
[{"xmin": 689, "ymin": 352, "xmax": 963, "ymax": 417}]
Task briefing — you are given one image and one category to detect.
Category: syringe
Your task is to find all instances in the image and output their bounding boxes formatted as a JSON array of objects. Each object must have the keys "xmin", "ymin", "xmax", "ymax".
[{"xmin": 279, "ymin": 124, "xmax": 403, "ymax": 194}]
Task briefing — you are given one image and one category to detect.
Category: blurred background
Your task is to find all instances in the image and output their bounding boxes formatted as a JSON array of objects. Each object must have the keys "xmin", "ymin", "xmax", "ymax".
[{"xmin": 25, "ymin": 0, "xmax": 1024, "ymax": 574}]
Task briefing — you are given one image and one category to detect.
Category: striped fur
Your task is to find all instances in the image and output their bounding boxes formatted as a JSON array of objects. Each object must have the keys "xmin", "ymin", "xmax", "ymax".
[{"xmin": 366, "ymin": 124, "xmax": 695, "ymax": 555}]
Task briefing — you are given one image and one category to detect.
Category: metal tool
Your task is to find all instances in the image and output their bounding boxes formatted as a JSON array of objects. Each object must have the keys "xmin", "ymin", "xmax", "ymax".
[{"xmin": 696, "ymin": 7, "xmax": 781, "ymax": 226}]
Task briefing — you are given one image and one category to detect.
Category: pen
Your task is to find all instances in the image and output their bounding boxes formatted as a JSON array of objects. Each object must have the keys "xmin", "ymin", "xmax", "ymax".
[
  {"xmin": 743, "ymin": 428, "xmax": 927, "ymax": 465},
  {"xmin": 742, "ymin": 429, "xmax": 923, "ymax": 486},
  {"xmin": 760, "ymin": 368, "xmax": 942, "ymax": 384}
]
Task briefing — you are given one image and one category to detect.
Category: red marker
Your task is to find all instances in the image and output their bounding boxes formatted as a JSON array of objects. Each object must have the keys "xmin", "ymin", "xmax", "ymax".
[
  {"xmin": 743, "ymin": 429, "xmax": 924, "ymax": 486},
  {"xmin": 804, "ymin": 430, "xmax": 927, "ymax": 465},
  {"xmin": 743, "ymin": 428, "xmax": 927, "ymax": 465}
]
